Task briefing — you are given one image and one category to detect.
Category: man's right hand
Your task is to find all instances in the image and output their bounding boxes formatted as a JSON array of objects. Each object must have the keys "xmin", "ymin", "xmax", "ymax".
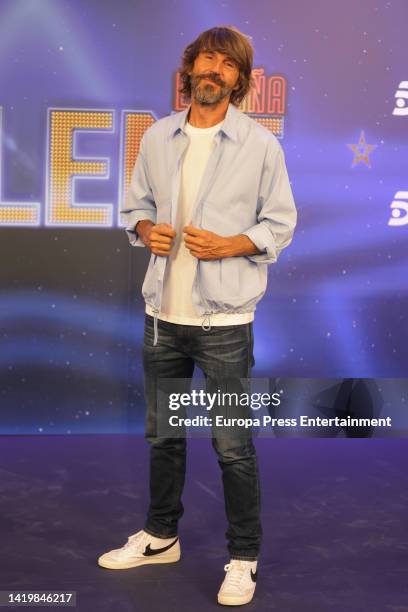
[{"xmin": 136, "ymin": 220, "xmax": 176, "ymax": 256}]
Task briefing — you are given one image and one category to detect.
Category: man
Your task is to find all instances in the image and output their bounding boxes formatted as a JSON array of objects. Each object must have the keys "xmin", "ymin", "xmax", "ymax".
[{"xmin": 98, "ymin": 25, "xmax": 297, "ymax": 606}]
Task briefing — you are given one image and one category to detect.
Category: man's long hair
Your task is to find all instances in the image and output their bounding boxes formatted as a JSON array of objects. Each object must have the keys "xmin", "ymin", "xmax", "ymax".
[{"xmin": 178, "ymin": 26, "xmax": 254, "ymax": 107}]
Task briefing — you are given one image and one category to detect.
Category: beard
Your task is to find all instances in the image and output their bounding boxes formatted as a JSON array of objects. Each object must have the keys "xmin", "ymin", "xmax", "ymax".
[{"xmin": 190, "ymin": 72, "xmax": 234, "ymax": 105}]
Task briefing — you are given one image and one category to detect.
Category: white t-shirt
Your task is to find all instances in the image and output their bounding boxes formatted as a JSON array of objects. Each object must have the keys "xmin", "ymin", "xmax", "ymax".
[{"xmin": 146, "ymin": 119, "xmax": 254, "ymax": 326}]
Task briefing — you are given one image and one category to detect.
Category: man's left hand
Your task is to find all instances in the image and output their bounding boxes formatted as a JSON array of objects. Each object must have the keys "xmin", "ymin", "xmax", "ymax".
[{"xmin": 183, "ymin": 225, "xmax": 233, "ymax": 260}]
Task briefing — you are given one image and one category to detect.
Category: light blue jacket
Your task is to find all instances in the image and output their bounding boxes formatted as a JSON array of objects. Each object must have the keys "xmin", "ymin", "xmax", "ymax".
[{"xmin": 121, "ymin": 102, "xmax": 297, "ymax": 345}]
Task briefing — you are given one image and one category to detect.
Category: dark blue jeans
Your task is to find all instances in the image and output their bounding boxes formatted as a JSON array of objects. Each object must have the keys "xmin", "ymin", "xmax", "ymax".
[{"xmin": 142, "ymin": 313, "xmax": 262, "ymax": 561}]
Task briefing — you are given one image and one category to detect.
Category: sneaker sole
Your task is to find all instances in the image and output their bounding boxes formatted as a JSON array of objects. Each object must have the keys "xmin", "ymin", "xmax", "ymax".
[
  {"xmin": 98, "ymin": 551, "xmax": 181, "ymax": 569},
  {"xmin": 217, "ymin": 591, "xmax": 255, "ymax": 606}
]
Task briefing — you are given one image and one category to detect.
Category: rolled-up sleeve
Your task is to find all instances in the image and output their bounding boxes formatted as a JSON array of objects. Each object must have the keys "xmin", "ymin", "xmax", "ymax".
[
  {"xmin": 242, "ymin": 141, "xmax": 297, "ymax": 264},
  {"xmin": 120, "ymin": 134, "xmax": 157, "ymax": 247}
]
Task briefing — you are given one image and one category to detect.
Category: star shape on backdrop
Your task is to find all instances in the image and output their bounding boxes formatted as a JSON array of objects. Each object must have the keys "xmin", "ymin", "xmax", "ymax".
[{"xmin": 347, "ymin": 131, "xmax": 377, "ymax": 168}]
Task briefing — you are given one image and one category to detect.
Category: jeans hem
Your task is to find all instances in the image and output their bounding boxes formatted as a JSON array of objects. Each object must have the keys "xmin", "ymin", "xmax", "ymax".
[
  {"xmin": 144, "ymin": 525, "xmax": 178, "ymax": 539},
  {"xmin": 230, "ymin": 554, "xmax": 258, "ymax": 561}
]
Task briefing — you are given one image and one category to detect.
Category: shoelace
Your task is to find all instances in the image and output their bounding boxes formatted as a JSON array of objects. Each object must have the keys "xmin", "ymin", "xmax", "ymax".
[
  {"xmin": 223, "ymin": 561, "xmax": 247, "ymax": 588},
  {"xmin": 123, "ymin": 531, "xmax": 148, "ymax": 551}
]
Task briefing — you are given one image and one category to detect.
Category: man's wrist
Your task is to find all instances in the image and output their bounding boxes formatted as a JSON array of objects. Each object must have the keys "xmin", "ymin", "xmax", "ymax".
[
  {"xmin": 226, "ymin": 234, "xmax": 261, "ymax": 257},
  {"xmin": 136, "ymin": 219, "xmax": 154, "ymax": 245}
]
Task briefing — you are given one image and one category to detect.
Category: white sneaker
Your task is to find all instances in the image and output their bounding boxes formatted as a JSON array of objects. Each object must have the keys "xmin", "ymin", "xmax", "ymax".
[
  {"xmin": 97, "ymin": 529, "xmax": 180, "ymax": 569},
  {"xmin": 217, "ymin": 559, "xmax": 258, "ymax": 606}
]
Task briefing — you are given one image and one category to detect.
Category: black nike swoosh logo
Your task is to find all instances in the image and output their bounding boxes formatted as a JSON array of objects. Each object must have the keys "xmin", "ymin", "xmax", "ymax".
[
  {"xmin": 250, "ymin": 569, "xmax": 258, "ymax": 582},
  {"xmin": 142, "ymin": 537, "xmax": 179, "ymax": 556}
]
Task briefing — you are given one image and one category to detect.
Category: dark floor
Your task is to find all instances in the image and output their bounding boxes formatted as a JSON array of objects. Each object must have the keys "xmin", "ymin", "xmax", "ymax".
[{"xmin": 0, "ymin": 435, "xmax": 407, "ymax": 611}]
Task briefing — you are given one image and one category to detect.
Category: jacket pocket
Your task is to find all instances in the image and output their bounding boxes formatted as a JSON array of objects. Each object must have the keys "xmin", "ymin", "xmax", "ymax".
[{"xmin": 199, "ymin": 256, "xmax": 265, "ymax": 312}]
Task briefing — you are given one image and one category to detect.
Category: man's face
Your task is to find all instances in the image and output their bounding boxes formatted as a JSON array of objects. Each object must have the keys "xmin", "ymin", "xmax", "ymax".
[{"xmin": 189, "ymin": 48, "xmax": 240, "ymax": 106}]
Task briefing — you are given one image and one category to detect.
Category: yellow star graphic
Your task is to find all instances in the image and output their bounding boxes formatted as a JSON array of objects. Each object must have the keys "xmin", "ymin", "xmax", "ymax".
[{"xmin": 347, "ymin": 131, "xmax": 377, "ymax": 167}]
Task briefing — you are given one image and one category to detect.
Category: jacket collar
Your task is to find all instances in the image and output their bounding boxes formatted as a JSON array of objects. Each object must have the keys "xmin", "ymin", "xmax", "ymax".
[{"xmin": 168, "ymin": 102, "xmax": 239, "ymax": 142}]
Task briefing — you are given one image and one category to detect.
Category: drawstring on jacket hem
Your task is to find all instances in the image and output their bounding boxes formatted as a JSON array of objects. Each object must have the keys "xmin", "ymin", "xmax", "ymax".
[
  {"xmin": 152, "ymin": 307, "xmax": 160, "ymax": 346},
  {"xmin": 201, "ymin": 312, "xmax": 212, "ymax": 331}
]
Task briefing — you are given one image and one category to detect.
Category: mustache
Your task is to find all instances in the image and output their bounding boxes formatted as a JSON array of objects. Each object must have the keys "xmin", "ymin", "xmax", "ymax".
[{"xmin": 195, "ymin": 72, "xmax": 225, "ymax": 87}]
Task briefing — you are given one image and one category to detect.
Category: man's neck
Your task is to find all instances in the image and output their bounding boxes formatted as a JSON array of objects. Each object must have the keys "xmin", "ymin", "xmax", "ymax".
[{"xmin": 187, "ymin": 98, "xmax": 230, "ymax": 128}]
